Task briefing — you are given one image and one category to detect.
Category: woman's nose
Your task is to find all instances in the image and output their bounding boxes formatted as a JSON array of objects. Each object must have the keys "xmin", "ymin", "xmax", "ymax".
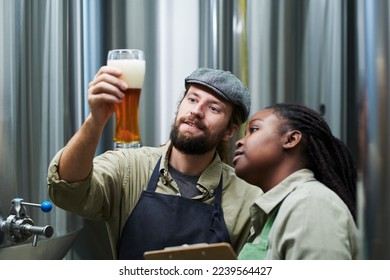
[{"xmin": 235, "ymin": 138, "xmax": 243, "ymax": 149}]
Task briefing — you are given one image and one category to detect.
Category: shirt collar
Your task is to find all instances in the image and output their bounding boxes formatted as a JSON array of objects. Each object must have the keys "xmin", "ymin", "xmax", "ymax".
[
  {"xmin": 158, "ymin": 140, "xmax": 222, "ymax": 196},
  {"xmin": 197, "ymin": 152, "xmax": 222, "ymax": 195},
  {"xmin": 254, "ymin": 169, "xmax": 316, "ymax": 214}
]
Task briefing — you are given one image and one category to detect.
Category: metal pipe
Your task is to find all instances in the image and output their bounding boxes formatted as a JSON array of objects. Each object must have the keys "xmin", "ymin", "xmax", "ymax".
[{"xmin": 357, "ymin": 0, "xmax": 390, "ymax": 259}]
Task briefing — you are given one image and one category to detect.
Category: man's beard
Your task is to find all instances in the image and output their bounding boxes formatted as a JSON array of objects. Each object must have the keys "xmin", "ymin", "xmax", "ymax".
[{"xmin": 170, "ymin": 116, "xmax": 227, "ymax": 155}]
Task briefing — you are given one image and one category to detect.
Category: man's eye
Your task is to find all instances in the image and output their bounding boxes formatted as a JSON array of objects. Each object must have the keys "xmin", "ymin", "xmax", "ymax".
[{"xmin": 210, "ymin": 105, "xmax": 220, "ymax": 113}]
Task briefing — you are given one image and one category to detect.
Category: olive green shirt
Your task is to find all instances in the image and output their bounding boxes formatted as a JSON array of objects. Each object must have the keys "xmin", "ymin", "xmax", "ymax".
[
  {"xmin": 47, "ymin": 142, "xmax": 261, "ymax": 259},
  {"xmin": 246, "ymin": 169, "xmax": 359, "ymax": 259}
]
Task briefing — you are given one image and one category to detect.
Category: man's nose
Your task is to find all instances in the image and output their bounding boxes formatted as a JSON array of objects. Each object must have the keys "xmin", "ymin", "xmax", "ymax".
[{"xmin": 190, "ymin": 103, "xmax": 205, "ymax": 118}]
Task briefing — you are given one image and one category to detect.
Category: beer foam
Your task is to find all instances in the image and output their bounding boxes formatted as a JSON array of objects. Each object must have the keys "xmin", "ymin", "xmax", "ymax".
[{"xmin": 107, "ymin": 59, "xmax": 145, "ymax": 88}]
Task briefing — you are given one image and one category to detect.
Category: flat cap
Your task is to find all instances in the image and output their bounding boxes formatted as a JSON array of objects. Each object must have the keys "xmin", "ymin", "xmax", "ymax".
[{"xmin": 185, "ymin": 68, "xmax": 251, "ymax": 122}]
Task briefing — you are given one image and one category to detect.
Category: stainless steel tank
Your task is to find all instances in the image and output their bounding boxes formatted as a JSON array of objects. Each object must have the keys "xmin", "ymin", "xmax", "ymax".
[
  {"xmin": 2, "ymin": 0, "xmax": 389, "ymax": 260},
  {"xmin": 0, "ymin": 0, "xmax": 202, "ymax": 260},
  {"xmin": 0, "ymin": 0, "xmax": 83, "ymax": 259},
  {"xmin": 355, "ymin": 0, "xmax": 390, "ymax": 259}
]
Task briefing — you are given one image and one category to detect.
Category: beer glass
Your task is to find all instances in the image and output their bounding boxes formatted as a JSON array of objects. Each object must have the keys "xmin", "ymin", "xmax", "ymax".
[{"xmin": 107, "ymin": 49, "xmax": 145, "ymax": 149}]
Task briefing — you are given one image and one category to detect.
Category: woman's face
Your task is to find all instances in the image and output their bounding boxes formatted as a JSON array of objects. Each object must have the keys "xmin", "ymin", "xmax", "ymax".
[{"xmin": 233, "ymin": 109, "xmax": 286, "ymax": 187}]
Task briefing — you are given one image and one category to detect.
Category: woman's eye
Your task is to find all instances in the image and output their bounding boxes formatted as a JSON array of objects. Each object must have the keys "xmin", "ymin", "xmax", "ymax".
[{"xmin": 249, "ymin": 127, "xmax": 259, "ymax": 134}]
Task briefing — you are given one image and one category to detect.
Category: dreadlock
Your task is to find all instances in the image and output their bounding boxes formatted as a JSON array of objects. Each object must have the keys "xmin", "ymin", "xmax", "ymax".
[{"xmin": 267, "ymin": 103, "xmax": 357, "ymax": 222}]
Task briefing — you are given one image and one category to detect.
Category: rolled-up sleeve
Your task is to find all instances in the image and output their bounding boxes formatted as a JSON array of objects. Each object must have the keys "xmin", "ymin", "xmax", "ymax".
[{"xmin": 47, "ymin": 149, "xmax": 122, "ymax": 220}]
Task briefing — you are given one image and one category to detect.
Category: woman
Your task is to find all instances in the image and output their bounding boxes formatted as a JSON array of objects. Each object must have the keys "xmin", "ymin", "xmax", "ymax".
[{"xmin": 233, "ymin": 103, "xmax": 358, "ymax": 259}]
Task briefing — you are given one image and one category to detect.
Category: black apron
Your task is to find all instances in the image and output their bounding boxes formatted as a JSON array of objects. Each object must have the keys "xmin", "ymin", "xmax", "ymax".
[{"xmin": 117, "ymin": 158, "xmax": 231, "ymax": 259}]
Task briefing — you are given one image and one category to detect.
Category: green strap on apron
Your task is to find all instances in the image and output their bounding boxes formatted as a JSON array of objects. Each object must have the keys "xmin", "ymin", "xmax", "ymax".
[{"xmin": 238, "ymin": 206, "xmax": 280, "ymax": 260}]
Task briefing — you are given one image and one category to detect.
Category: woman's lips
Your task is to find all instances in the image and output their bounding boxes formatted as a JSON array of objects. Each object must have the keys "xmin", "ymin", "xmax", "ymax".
[{"xmin": 232, "ymin": 150, "xmax": 244, "ymax": 165}]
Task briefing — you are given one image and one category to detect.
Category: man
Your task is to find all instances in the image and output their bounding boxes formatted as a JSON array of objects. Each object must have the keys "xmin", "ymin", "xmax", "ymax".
[{"xmin": 47, "ymin": 67, "xmax": 261, "ymax": 259}]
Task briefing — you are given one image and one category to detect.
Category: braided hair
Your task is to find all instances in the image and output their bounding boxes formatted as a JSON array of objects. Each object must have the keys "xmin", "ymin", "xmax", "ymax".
[{"xmin": 267, "ymin": 103, "xmax": 357, "ymax": 222}]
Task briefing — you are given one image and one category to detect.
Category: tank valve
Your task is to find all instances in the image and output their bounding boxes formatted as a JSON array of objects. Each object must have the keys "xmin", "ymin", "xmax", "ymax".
[{"xmin": 0, "ymin": 198, "xmax": 54, "ymax": 247}]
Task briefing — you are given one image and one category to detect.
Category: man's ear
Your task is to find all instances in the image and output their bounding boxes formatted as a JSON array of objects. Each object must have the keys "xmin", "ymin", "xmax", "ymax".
[
  {"xmin": 283, "ymin": 130, "xmax": 302, "ymax": 149},
  {"xmin": 223, "ymin": 124, "xmax": 238, "ymax": 142}
]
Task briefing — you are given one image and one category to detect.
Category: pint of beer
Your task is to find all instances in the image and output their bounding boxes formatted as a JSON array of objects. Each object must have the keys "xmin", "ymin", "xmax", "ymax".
[{"xmin": 107, "ymin": 49, "xmax": 145, "ymax": 149}]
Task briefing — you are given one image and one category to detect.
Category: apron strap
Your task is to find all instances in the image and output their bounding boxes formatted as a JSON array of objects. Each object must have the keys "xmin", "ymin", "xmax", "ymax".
[
  {"xmin": 213, "ymin": 173, "xmax": 223, "ymax": 208},
  {"xmin": 146, "ymin": 157, "xmax": 162, "ymax": 192},
  {"xmin": 258, "ymin": 205, "xmax": 280, "ymax": 247},
  {"xmin": 238, "ymin": 204, "xmax": 281, "ymax": 260}
]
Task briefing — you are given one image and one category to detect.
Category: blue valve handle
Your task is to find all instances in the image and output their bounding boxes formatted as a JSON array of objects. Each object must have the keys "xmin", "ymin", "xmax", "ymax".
[
  {"xmin": 15, "ymin": 199, "xmax": 53, "ymax": 213},
  {"xmin": 40, "ymin": 201, "xmax": 52, "ymax": 213}
]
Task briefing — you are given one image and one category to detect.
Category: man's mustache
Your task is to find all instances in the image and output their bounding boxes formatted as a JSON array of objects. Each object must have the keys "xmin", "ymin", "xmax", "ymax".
[{"xmin": 177, "ymin": 116, "xmax": 206, "ymax": 131}]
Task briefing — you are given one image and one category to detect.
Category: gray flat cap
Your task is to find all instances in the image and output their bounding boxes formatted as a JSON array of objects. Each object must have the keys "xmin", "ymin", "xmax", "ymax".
[{"xmin": 185, "ymin": 68, "xmax": 251, "ymax": 122}]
